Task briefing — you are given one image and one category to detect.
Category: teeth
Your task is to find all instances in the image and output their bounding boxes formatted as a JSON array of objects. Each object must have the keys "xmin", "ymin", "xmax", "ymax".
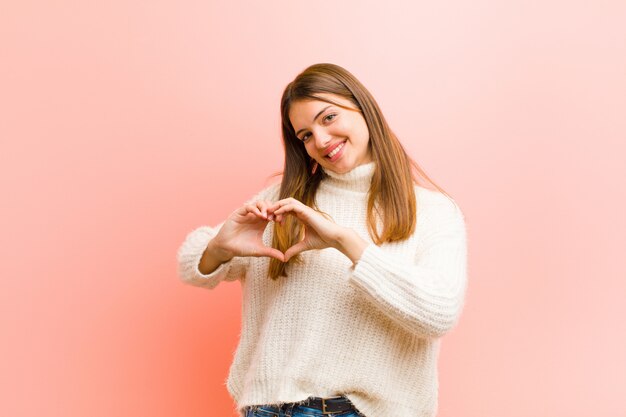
[{"xmin": 328, "ymin": 142, "xmax": 345, "ymax": 158}]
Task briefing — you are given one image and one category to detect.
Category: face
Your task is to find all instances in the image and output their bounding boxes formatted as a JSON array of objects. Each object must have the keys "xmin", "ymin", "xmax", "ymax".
[{"xmin": 288, "ymin": 93, "xmax": 372, "ymax": 174}]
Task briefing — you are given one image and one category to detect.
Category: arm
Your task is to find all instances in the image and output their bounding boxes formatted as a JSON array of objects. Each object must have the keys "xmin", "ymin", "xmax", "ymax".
[
  {"xmin": 199, "ymin": 236, "xmax": 235, "ymax": 275},
  {"xmin": 176, "ymin": 222, "xmax": 249, "ymax": 290},
  {"xmin": 340, "ymin": 199, "xmax": 468, "ymax": 339}
]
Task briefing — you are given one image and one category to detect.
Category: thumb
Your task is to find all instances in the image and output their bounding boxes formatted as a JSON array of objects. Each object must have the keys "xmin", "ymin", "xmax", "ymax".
[
  {"xmin": 256, "ymin": 247, "xmax": 285, "ymax": 263},
  {"xmin": 284, "ymin": 240, "xmax": 310, "ymax": 262}
]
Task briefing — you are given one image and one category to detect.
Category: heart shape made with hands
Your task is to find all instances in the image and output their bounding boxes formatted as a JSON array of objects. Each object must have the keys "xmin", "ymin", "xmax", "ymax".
[{"xmin": 259, "ymin": 198, "xmax": 341, "ymax": 262}]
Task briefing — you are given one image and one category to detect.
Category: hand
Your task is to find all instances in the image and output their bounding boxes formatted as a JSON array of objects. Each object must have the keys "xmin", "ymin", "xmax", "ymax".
[
  {"xmin": 211, "ymin": 199, "xmax": 285, "ymax": 262},
  {"xmin": 270, "ymin": 197, "xmax": 345, "ymax": 262}
]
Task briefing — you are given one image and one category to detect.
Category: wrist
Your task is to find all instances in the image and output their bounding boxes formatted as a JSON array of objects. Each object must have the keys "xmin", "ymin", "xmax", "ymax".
[
  {"xmin": 335, "ymin": 227, "xmax": 368, "ymax": 264},
  {"xmin": 206, "ymin": 238, "xmax": 234, "ymax": 263}
]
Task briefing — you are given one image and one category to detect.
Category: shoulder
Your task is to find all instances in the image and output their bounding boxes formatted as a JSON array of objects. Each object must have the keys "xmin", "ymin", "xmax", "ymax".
[{"xmin": 414, "ymin": 184, "xmax": 465, "ymax": 225}]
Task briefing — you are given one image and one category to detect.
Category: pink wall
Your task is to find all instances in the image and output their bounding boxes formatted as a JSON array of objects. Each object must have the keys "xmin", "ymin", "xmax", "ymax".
[{"xmin": 2, "ymin": 1, "xmax": 625, "ymax": 416}]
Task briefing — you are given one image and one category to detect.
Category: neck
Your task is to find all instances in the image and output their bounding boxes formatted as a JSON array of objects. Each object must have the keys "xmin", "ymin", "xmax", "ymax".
[{"xmin": 321, "ymin": 161, "xmax": 376, "ymax": 193}]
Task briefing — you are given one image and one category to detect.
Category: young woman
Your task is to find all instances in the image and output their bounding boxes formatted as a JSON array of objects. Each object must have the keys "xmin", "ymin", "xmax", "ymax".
[{"xmin": 177, "ymin": 63, "xmax": 468, "ymax": 417}]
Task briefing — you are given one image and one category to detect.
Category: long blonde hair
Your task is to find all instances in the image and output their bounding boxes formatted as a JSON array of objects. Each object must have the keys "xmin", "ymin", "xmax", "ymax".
[{"xmin": 268, "ymin": 63, "xmax": 451, "ymax": 279}]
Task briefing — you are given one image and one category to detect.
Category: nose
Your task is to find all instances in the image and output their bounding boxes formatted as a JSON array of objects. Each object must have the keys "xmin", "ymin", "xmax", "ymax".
[{"xmin": 314, "ymin": 130, "xmax": 332, "ymax": 149}]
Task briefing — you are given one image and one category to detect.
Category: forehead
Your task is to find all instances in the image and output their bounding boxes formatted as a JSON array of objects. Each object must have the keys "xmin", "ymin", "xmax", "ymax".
[{"xmin": 288, "ymin": 93, "xmax": 352, "ymax": 123}]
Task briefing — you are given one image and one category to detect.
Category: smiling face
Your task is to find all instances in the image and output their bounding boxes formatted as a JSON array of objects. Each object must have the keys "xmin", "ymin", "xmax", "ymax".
[{"xmin": 288, "ymin": 93, "xmax": 372, "ymax": 174}]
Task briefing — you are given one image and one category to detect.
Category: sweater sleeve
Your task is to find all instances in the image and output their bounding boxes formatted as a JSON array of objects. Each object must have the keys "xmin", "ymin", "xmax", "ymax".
[
  {"xmin": 348, "ymin": 197, "xmax": 468, "ymax": 339},
  {"xmin": 176, "ymin": 182, "xmax": 281, "ymax": 290},
  {"xmin": 176, "ymin": 222, "xmax": 250, "ymax": 289}
]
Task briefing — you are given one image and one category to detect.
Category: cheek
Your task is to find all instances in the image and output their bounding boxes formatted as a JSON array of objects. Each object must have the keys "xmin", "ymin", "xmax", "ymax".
[
  {"xmin": 352, "ymin": 121, "xmax": 369, "ymax": 143},
  {"xmin": 337, "ymin": 119, "xmax": 352, "ymax": 134},
  {"xmin": 361, "ymin": 121, "xmax": 370, "ymax": 141},
  {"xmin": 343, "ymin": 116, "xmax": 368, "ymax": 139},
  {"xmin": 304, "ymin": 143, "xmax": 316, "ymax": 157}
]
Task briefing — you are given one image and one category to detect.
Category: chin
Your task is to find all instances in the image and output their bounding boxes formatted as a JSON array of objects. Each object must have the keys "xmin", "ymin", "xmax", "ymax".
[
  {"xmin": 322, "ymin": 152, "xmax": 359, "ymax": 174},
  {"xmin": 327, "ymin": 164, "xmax": 353, "ymax": 174}
]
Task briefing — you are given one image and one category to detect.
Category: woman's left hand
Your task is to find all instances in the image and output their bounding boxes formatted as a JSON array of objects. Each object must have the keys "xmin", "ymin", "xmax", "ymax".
[{"xmin": 270, "ymin": 197, "xmax": 345, "ymax": 262}]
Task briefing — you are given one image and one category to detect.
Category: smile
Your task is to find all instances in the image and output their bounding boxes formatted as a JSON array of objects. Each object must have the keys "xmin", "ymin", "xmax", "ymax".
[{"xmin": 325, "ymin": 140, "xmax": 347, "ymax": 159}]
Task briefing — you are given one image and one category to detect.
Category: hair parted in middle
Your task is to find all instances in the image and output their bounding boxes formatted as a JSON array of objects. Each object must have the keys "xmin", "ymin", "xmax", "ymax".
[{"xmin": 268, "ymin": 62, "xmax": 450, "ymax": 280}]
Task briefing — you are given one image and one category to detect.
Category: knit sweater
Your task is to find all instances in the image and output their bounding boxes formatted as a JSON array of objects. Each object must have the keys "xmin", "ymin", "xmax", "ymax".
[{"xmin": 176, "ymin": 161, "xmax": 468, "ymax": 417}]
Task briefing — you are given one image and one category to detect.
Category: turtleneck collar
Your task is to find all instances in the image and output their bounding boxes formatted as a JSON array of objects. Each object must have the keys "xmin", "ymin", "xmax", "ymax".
[{"xmin": 321, "ymin": 161, "xmax": 376, "ymax": 193}]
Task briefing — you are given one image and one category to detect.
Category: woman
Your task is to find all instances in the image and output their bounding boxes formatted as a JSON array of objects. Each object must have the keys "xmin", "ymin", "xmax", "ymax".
[{"xmin": 177, "ymin": 63, "xmax": 468, "ymax": 417}]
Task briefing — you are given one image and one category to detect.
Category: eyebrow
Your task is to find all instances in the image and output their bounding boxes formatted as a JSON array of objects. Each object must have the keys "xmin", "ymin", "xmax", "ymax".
[{"xmin": 295, "ymin": 105, "xmax": 333, "ymax": 137}]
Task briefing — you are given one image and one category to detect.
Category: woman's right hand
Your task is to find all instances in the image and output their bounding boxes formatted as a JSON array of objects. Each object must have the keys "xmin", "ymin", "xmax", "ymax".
[{"xmin": 208, "ymin": 200, "xmax": 285, "ymax": 263}]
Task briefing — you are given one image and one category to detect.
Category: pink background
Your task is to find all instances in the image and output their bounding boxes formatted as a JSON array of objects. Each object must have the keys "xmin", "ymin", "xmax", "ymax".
[{"xmin": 2, "ymin": 1, "xmax": 625, "ymax": 416}]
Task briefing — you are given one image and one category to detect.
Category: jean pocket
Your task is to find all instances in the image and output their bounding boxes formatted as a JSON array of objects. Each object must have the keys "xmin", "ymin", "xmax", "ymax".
[{"xmin": 247, "ymin": 405, "xmax": 280, "ymax": 417}]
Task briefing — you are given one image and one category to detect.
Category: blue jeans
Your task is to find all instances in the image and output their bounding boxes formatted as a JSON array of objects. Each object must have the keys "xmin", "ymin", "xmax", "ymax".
[{"xmin": 244, "ymin": 400, "xmax": 365, "ymax": 417}]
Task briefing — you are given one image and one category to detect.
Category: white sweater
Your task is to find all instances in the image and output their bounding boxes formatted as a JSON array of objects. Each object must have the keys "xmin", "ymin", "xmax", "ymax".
[{"xmin": 176, "ymin": 161, "xmax": 468, "ymax": 417}]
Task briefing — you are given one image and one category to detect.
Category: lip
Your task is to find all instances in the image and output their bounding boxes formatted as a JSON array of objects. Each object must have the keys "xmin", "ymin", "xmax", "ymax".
[{"xmin": 323, "ymin": 140, "xmax": 347, "ymax": 157}]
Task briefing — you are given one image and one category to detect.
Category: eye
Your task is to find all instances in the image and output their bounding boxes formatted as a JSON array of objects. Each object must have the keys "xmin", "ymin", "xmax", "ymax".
[
  {"xmin": 324, "ymin": 113, "xmax": 337, "ymax": 122},
  {"xmin": 299, "ymin": 113, "xmax": 338, "ymax": 142}
]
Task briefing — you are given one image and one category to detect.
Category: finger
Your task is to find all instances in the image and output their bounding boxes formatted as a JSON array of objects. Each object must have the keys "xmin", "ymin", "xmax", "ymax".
[
  {"xmin": 273, "ymin": 202, "xmax": 304, "ymax": 216},
  {"xmin": 284, "ymin": 240, "xmax": 309, "ymax": 262},
  {"xmin": 233, "ymin": 206, "xmax": 247, "ymax": 217},
  {"xmin": 244, "ymin": 203, "xmax": 265, "ymax": 219},
  {"xmin": 258, "ymin": 200, "xmax": 273, "ymax": 219},
  {"xmin": 255, "ymin": 201, "xmax": 267, "ymax": 218},
  {"xmin": 263, "ymin": 200, "xmax": 275, "ymax": 219},
  {"xmin": 259, "ymin": 200, "xmax": 278, "ymax": 221},
  {"xmin": 256, "ymin": 247, "xmax": 285, "ymax": 262},
  {"xmin": 277, "ymin": 197, "xmax": 300, "ymax": 205},
  {"xmin": 267, "ymin": 200, "xmax": 282, "ymax": 213}
]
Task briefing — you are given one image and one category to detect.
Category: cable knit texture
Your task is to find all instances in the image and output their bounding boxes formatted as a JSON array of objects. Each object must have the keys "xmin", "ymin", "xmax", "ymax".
[{"xmin": 176, "ymin": 162, "xmax": 468, "ymax": 417}]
